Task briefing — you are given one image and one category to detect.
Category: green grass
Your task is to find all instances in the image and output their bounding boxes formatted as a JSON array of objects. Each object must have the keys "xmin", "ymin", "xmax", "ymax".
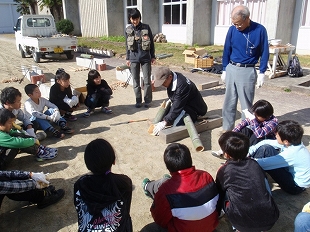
[{"xmin": 77, "ymin": 36, "xmax": 310, "ymax": 68}]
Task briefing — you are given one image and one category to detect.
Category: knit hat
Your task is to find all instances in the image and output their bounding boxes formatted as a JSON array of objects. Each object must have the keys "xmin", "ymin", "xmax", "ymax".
[{"xmin": 153, "ymin": 67, "xmax": 171, "ymax": 87}]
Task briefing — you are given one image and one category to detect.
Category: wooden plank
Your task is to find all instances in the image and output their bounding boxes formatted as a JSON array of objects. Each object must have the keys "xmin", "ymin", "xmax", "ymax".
[
  {"xmin": 159, "ymin": 116, "xmax": 223, "ymax": 144},
  {"xmin": 198, "ymin": 80, "xmax": 219, "ymax": 90}
]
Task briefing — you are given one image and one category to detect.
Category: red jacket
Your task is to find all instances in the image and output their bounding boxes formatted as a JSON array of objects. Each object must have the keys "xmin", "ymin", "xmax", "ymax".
[{"xmin": 151, "ymin": 166, "xmax": 219, "ymax": 232}]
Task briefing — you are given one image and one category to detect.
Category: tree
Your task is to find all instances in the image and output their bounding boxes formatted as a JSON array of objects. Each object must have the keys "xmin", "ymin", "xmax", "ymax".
[
  {"xmin": 14, "ymin": 0, "xmax": 37, "ymax": 15},
  {"xmin": 38, "ymin": 0, "xmax": 63, "ymax": 21}
]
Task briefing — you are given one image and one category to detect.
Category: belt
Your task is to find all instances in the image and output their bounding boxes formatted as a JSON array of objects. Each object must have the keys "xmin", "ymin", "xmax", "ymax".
[{"xmin": 230, "ymin": 61, "xmax": 255, "ymax": 67}]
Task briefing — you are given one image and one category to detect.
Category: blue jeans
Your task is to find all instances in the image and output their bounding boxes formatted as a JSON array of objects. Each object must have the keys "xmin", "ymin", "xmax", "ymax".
[
  {"xmin": 294, "ymin": 212, "xmax": 310, "ymax": 232},
  {"xmin": 252, "ymin": 144, "xmax": 305, "ymax": 195},
  {"xmin": 31, "ymin": 108, "xmax": 67, "ymax": 131}
]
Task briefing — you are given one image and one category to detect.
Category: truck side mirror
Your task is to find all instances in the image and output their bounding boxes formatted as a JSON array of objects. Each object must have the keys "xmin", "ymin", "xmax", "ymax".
[{"xmin": 13, "ymin": 26, "xmax": 17, "ymax": 31}]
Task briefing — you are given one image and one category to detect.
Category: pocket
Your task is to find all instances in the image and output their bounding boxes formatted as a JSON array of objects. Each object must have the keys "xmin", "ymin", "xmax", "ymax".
[
  {"xmin": 141, "ymin": 29, "xmax": 150, "ymax": 50},
  {"xmin": 127, "ymin": 36, "xmax": 136, "ymax": 51}
]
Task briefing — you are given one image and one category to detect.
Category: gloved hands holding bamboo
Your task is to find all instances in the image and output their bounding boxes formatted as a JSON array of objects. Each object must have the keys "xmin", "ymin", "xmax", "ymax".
[{"xmin": 153, "ymin": 121, "xmax": 167, "ymax": 136}]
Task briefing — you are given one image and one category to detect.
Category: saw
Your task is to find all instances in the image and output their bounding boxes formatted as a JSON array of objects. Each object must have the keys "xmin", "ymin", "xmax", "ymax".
[{"xmin": 110, "ymin": 118, "xmax": 149, "ymax": 126}]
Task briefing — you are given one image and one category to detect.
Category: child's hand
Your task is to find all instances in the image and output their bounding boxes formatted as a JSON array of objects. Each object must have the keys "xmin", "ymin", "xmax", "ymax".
[
  {"xmin": 35, "ymin": 139, "xmax": 40, "ymax": 145},
  {"xmin": 12, "ymin": 122, "xmax": 23, "ymax": 131}
]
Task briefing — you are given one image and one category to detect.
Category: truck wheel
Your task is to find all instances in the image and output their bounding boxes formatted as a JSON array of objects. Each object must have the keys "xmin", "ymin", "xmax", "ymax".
[
  {"xmin": 65, "ymin": 51, "xmax": 74, "ymax": 60},
  {"xmin": 20, "ymin": 45, "xmax": 26, "ymax": 58},
  {"xmin": 32, "ymin": 52, "xmax": 40, "ymax": 63}
]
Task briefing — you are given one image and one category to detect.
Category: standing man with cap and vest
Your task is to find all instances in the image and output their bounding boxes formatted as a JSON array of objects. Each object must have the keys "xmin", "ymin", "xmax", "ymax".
[
  {"xmin": 152, "ymin": 67, "xmax": 208, "ymax": 136},
  {"xmin": 126, "ymin": 8, "xmax": 156, "ymax": 108},
  {"xmin": 221, "ymin": 5, "xmax": 269, "ymax": 132}
]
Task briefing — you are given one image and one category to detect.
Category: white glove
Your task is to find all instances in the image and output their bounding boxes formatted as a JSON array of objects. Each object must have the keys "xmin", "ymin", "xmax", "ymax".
[
  {"xmin": 26, "ymin": 128, "xmax": 36, "ymax": 138},
  {"xmin": 31, "ymin": 172, "xmax": 50, "ymax": 185},
  {"xmin": 50, "ymin": 111, "xmax": 61, "ymax": 122},
  {"xmin": 71, "ymin": 95, "xmax": 79, "ymax": 106},
  {"xmin": 242, "ymin": 109, "xmax": 255, "ymax": 120},
  {"xmin": 256, "ymin": 73, "xmax": 265, "ymax": 88},
  {"xmin": 221, "ymin": 71, "xmax": 226, "ymax": 84},
  {"xmin": 153, "ymin": 121, "xmax": 167, "ymax": 136}
]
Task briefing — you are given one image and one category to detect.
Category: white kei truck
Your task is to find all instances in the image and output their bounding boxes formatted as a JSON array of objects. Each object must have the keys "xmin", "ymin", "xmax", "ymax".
[{"xmin": 13, "ymin": 15, "xmax": 77, "ymax": 63}]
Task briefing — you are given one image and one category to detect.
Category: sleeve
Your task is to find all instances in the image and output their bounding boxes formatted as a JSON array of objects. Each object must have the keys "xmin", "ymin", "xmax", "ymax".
[
  {"xmin": 232, "ymin": 119, "xmax": 250, "ymax": 132},
  {"xmin": 258, "ymin": 26, "xmax": 269, "ymax": 73},
  {"xmin": 0, "ymin": 131, "xmax": 35, "ymax": 148},
  {"xmin": 49, "ymin": 85, "xmax": 71, "ymax": 111},
  {"xmin": 24, "ymin": 100, "xmax": 48, "ymax": 120},
  {"xmin": 86, "ymin": 84, "xmax": 96, "ymax": 98},
  {"xmin": 43, "ymin": 98, "xmax": 59, "ymax": 110},
  {"xmin": 125, "ymin": 26, "xmax": 130, "ymax": 60},
  {"xmin": 251, "ymin": 117, "xmax": 278, "ymax": 138},
  {"xmin": 163, "ymin": 81, "xmax": 190, "ymax": 124},
  {"xmin": 0, "ymin": 170, "xmax": 35, "ymax": 195},
  {"xmin": 99, "ymin": 80, "xmax": 113, "ymax": 95},
  {"xmin": 150, "ymin": 188, "xmax": 173, "ymax": 228},
  {"xmin": 15, "ymin": 109, "xmax": 33, "ymax": 127},
  {"xmin": 215, "ymin": 167, "xmax": 226, "ymax": 213},
  {"xmin": 148, "ymin": 25, "xmax": 155, "ymax": 59},
  {"xmin": 222, "ymin": 27, "xmax": 233, "ymax": 71},
  {"xmin": 248, "ymin": 139, "xmax": 283, "ymax": 156}
]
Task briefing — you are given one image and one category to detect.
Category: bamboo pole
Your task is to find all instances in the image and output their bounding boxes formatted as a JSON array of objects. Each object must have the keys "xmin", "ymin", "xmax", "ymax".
[{"xmin": 183, "ymin": 114, "xmax": 204, "ymax": 152}]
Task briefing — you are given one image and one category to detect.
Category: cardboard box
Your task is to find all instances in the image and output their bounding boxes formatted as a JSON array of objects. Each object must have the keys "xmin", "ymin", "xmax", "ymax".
[
  {"xmin": 194, "ymin": 58, "xmax": 214, "ymax": 68},
  {"xmin": 74, "ymin": 86, "xmax": 87, "ymax": 104},
  {"xmin": 182, "ymin": 48, "xmax": 207, "ymax": 64}
]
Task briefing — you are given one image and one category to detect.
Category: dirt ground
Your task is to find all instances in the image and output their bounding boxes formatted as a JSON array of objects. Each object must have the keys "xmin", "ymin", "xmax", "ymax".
[{"xmin": 0, "ymin": 34, "xmax": 309, "ymax": 232}]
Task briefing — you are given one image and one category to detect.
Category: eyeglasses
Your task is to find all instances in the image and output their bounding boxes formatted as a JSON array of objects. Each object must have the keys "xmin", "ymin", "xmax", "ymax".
[{"xmin": 231, "ymin": 21, "xmax": 244, "ymax": 28}]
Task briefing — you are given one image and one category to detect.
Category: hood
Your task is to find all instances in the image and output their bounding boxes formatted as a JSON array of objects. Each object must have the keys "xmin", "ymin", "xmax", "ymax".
[{"xmin": 76, "ymin": 174, "xmax": 120, "ymax": 215}]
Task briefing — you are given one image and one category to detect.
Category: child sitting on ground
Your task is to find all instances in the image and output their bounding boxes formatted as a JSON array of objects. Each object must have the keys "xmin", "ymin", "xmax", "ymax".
[
  {"xmin": 0, "ymin": 109, "xmax": 57, "ymax": 169},
  {"xmin": 74, "ymin": 138, "xmax": 133, "ymax": 232},
  {"xmin": 83, "ymin": 69, "xmax": 113, "ymax": 117},
  {"xmin": 248, "ymin": 120, "xmax": 310, "ymax": 195},
  {"xmin": 212, "ymin": 99, "xmax": 278, "ymax": 159},
  {"xmin": 215, "ymin": 131, "xmax": 279, "ymax": 232},
  {"xmin": 49, "ymin": 68, "xmax": 79, "ymax": 121},
  {"xmin": 24, "ymin": 84, "xmax": 73, "ymax": 139},
  {"xmin": 0, "ymin": 86, "xmax": 46, "ymax": 140},
  {"xmin": 142, "ymin": 143, "xmax": 219, "ymax": 232},
  {"xmin": 0, "ymin": 170, "xmax": 64, "ymax": 209}
]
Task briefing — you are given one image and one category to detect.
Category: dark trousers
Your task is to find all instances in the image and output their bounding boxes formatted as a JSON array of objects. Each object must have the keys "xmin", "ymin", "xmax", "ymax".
[
  {"xmin": 252, "ymin": 144, "xmax": 305, "ymax": 195},
  {"xmin": 0, "ymin": 189, "xmax": 44, "ymax": 208},
  {"xmin": 239, "ymin": 127, "xmax": 275, "ymax": 145},
  {"xmin": 145, "ymin": 176, "xmax": 170, "ymax": 199},
  {"xmin": 85, "ymin": 93, "xmax": 110, "ymax": 109}
]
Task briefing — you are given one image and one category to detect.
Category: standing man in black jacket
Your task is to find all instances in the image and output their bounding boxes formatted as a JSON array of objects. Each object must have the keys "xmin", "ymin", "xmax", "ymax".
[
  {"xmin": 152, "ymin": 67, "xmax": 208, "ymax": 135},
  {"xmin": 125, "ymin": 8, "xmax": 156, "ymax": 108}
]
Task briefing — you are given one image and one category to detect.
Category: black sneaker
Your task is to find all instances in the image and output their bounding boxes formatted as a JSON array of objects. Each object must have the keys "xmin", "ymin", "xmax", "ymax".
[
  {"xmin": 61, "ymin": 125, "xmax": 74, "ymax": 134},
  {"xmin": 37, "ymin": 185, "xmax": 65, "ymax": 209},
  {"xmin": 51, "ymin": 128, "xmax": 65, "ymax": 139}
]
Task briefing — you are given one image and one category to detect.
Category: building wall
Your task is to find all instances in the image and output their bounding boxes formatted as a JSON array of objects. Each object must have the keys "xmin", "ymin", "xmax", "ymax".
[
  {"xmin": 63, "ymin": 0, "xmax": 81, "ymax": 35},
  {"xmin": 140, "ymin": 0, "xmax": 159, "ymax": 35},
  {"xmin": 106, "ymin": 0, "xmax": 124, "ymax": 37},
  {"xmin": 0, "ymin": 0, "xmax": 21, "ymax": 33}
]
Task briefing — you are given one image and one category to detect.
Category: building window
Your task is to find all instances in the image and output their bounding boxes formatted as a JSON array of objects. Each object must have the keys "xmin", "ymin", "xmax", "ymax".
[
  {"xmin": 217, "ymin": 0, "xmax": 267, "ymax": 26},
  {"xmin": 163, "ymin": 0, "xmax": 187, "ymax": 25},
  {"xmin": 126, "ymin": 0, "xmax": 138, "ymax": 24}
]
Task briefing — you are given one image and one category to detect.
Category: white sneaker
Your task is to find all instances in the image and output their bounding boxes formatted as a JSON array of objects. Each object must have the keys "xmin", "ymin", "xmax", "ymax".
[
  {"xmin": 211, "ymin": 149, "xmax": 226, "ymax": 159},
  {"xmin": 36, "ymin": 131, "xmax": 47, "ymax": 141}
]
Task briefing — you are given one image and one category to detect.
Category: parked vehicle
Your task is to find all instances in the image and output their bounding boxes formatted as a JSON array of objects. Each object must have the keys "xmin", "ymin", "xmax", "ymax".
[{"xmin": 13, "ymin": 15, "xmax": 77, "ymax": 63}]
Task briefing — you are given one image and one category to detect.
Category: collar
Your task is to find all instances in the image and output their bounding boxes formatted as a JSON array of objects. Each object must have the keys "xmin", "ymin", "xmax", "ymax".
[
  {"xmin": 171, "ymin": 166, "xmax": 196, "ymax": 176},
  {"xmin": 171, "ymin": 72, "xmax": 178, "ymax": 91}
]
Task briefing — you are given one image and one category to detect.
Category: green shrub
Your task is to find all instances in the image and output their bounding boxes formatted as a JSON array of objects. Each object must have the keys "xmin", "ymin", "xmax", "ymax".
[{"xmin": 56, "ymin": 19, "xmax": 74, "ymax": 35}]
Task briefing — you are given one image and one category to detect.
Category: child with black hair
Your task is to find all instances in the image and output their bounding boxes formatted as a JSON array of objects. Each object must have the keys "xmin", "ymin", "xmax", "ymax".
[
  {"xmin": 0, "ymin": 86, "xmax": 46, "ymax": 140},
  {"xmin": 24, "ymin": 84, "xmax": 73, "ymax": 139},
  {"xmin": 249, "ymin": 120, "xmax": 310, "ymax": 195},
  {"xmin": 0, "ymin": 108, "xmax": 57, "ymax": 169},
  {"xmin": 83, "ymin": 69, "xmax": 113, "ymax": 117},
  {"xmin": 74, "ymin": 138, "xmax": 133, "ymax": 232},
  {"xmin": 49, "ymin": 68, "xmax": 79, "ymax": 121},
  {"xmin": 142, "ymin": 143, "xmax": 219, "ymax": 232},
  {"xmin": 215, "ymin": 131, "xmax": 279, "ymax": 232},
  {"xmin": 212, "ymin": 99, "xmax": 278, "ymax": 159}
]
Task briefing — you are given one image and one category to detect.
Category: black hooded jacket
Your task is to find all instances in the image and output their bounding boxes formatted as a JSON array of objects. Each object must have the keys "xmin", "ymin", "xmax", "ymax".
[{"xmin": 74, "ymin": 173, "xmax": 132, "ymax": 232}]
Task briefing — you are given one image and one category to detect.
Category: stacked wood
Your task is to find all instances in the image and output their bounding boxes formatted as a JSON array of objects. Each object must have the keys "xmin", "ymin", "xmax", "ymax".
[{"xmin": 153, "ymin": 33, "xmax": 167, "ymax": 43}]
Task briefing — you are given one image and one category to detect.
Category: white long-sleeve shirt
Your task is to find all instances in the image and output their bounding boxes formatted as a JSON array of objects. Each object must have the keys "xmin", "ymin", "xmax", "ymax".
[
  {"xmin": 24, "ymin": 97, "xmax": 58, "ymax": 120},
  {"xmin": 249, "ymin": 139, "xmax": 310, "ymax": 188}
]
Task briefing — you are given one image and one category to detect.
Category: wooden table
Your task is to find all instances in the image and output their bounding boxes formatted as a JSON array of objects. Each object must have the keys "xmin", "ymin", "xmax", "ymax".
[{"xmin": 267, "ymin": 44, "xmax": 295, "ymax": 79}]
